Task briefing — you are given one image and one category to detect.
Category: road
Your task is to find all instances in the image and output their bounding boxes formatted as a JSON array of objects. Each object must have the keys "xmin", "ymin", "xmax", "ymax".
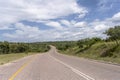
[{"xmin": 0, "ymin": 46, "xmax": 120, "ymax": 80}]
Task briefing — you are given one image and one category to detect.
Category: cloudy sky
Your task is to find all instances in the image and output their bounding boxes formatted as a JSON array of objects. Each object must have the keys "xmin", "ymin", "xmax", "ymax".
[{"xmin": 0, "ymin": 0, "xmax": 120, "ymax": 42}]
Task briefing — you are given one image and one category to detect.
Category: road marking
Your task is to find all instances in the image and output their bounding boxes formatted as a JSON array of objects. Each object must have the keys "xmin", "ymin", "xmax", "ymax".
[
  {"xmin": 9, "ymin": 55, "xmax": 36, "ymax": 80},
  {"xmin": 49, "ymin": 54, "xmax": 95, "ymax": 80}
]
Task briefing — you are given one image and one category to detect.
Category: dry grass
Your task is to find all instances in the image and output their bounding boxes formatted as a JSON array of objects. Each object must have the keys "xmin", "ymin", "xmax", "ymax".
[{"xmin": 0, "ymin": 53, "xmax": 38, "ymax": 65}]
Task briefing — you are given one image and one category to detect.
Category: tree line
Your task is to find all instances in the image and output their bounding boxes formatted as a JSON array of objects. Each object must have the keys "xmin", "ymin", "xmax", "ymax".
[{"xmin": 0, "ymin": 42, "xmax": 50, "ymax": 54}]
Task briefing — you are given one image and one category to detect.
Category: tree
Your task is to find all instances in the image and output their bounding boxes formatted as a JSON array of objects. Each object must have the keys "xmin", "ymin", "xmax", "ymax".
[
  {"xmin": 105, "ymin": 26, "xmax": 120, "ymax": 45},
  {"xmin": 0, "ymin": 41, "xmax": 10, "ymax": 54}
]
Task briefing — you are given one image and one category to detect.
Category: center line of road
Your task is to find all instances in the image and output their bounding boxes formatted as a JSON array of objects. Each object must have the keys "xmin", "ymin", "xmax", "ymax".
[
  {"xmin": 8, "ymin": 55, "xmax": 37, "ymax": 80},
  {"xmin": 49, "ymin": 54, "xmax": 95, "ymax": 80}
]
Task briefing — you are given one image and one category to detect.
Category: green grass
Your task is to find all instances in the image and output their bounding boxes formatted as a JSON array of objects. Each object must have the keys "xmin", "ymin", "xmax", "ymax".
[
  {"xmin": 58, "ymin": 42, "xmax": 120, "ymax": 64},
  {"xmin": 0, "ymin": 53, "xmax": 38, "ymax": 65}
]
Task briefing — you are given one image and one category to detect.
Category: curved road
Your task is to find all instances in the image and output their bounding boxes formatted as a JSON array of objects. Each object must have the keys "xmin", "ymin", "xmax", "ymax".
[{"xmin": 0, "ymin": 46, "xmax": 120, "ymax": 80}]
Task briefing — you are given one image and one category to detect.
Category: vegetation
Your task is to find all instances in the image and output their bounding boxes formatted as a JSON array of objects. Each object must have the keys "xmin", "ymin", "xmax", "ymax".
[
  {"xmin": 0, "ymin": 53, "xmax": 36, "ymax": 65},
  {"xmin": 53, "ymin": 26, "xmax": 120, "ymax": 64},
  {"xmin": 0, "ymin": 42, "xmax": 50, "ymax": 54},
  {"xmin": 0, "ymin": 42, "xmax": 50, "ymax": 65}
]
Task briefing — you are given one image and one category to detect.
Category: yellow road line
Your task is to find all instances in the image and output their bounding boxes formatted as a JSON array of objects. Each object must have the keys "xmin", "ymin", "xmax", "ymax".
[{"xmin": 9, "ymin": 55, "xmax": 36, "ymax": 80}]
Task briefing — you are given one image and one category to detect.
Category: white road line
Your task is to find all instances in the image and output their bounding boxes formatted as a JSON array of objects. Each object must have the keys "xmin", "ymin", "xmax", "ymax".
[{"xmin": 49, "ymin": 54, "xmax": 95, "ymax": 80}]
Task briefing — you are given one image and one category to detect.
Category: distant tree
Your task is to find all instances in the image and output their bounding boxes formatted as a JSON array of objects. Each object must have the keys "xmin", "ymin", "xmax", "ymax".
[
  {"xmin": 17, "ymin": 43, "xmax": 29, "ymax": 53},
  {"xmin": 0, "ymin": 41, "xmax": 9, "ymax": 54},
  {"xmin": 77, "ymin": 40, "xmax": 84, "ymax": 48}
]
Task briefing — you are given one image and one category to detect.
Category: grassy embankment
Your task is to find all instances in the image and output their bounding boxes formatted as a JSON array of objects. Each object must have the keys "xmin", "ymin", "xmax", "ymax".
[{"xmin": 55, "ymin": 41, "xmax": 120, "ymax": 64}]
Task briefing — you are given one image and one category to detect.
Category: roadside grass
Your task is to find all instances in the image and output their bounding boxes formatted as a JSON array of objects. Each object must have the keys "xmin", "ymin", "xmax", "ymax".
[
  {"xmin": 0, "ymin": 53, "xmax": 38, "ymax": 65},
  {"xmin": 58, "ymin": 41, "xmax": 120, "ymax": 64}
]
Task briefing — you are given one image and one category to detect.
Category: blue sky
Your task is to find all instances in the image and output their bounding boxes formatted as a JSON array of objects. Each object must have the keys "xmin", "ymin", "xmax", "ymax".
[{"xmin": 0, "ymin": 0, "xmax": 120, "ymax": 42}]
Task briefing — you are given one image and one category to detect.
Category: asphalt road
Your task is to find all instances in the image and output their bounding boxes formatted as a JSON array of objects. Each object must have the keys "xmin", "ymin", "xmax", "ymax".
[{"xmin": 0, "ymin": 46, "xmax": 120, "ymax": 80}]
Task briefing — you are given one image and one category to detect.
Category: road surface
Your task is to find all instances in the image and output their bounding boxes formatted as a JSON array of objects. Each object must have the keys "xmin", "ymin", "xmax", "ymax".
[{"xmin": 0, "ymin": 46, "xmax": 120, "ymax": 80}]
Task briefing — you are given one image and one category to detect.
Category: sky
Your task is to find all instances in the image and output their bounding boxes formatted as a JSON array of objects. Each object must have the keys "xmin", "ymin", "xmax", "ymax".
[{"xmin": 0, "ymin": 0, "xmax": 120, "ymax": 42}]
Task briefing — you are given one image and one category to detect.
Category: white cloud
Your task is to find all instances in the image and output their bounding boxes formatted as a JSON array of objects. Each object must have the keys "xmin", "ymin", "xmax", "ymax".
[
  {"xmin": 94, "ymin": 24, "xmax": 109, "ymax": 31},
  {"xmin": 113, "ymin": 12, "xmax": 120, "ymax": 18},
  {"xmin": 60, "ymin": 20, "xmax": 71, "ymax": 27},
  {"xmin": 110, "ymin": 12, "xmax": 120, "ymax": 22},
  {"xmin": 3, "ymin": 23, "xmax": 66, "ymax": 42},
  {"xmin": 0, "ymin": 26, "xmax": 13, "ymax": 30},
  {"xmin": 0, "ymin": 0, "xmax": 89, "ymax": 42},
  {"xmin": 3, "ymin": 12, "xmax": 120, "ymax": 42},
  {"xmin": 58, "ymin": 12, "xmax": 120, "ymax": 40},
  {"xmin": 46, "ymin": 21, "xmax": 64, "ymax": 30},
  {"xmin": 74, "ymin": 21, "xmax": 87, "ymax": 27},
  {"xmin": 0, "ymin": 0, "xmax": 88, "ymax": 29},
  {"xmin": 60, "ymin": 20, "xmax": 87, "ymax": 28},
  {"xmin": 3, "ymin": 23, "xmax": 41, "ymax": 41}
]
